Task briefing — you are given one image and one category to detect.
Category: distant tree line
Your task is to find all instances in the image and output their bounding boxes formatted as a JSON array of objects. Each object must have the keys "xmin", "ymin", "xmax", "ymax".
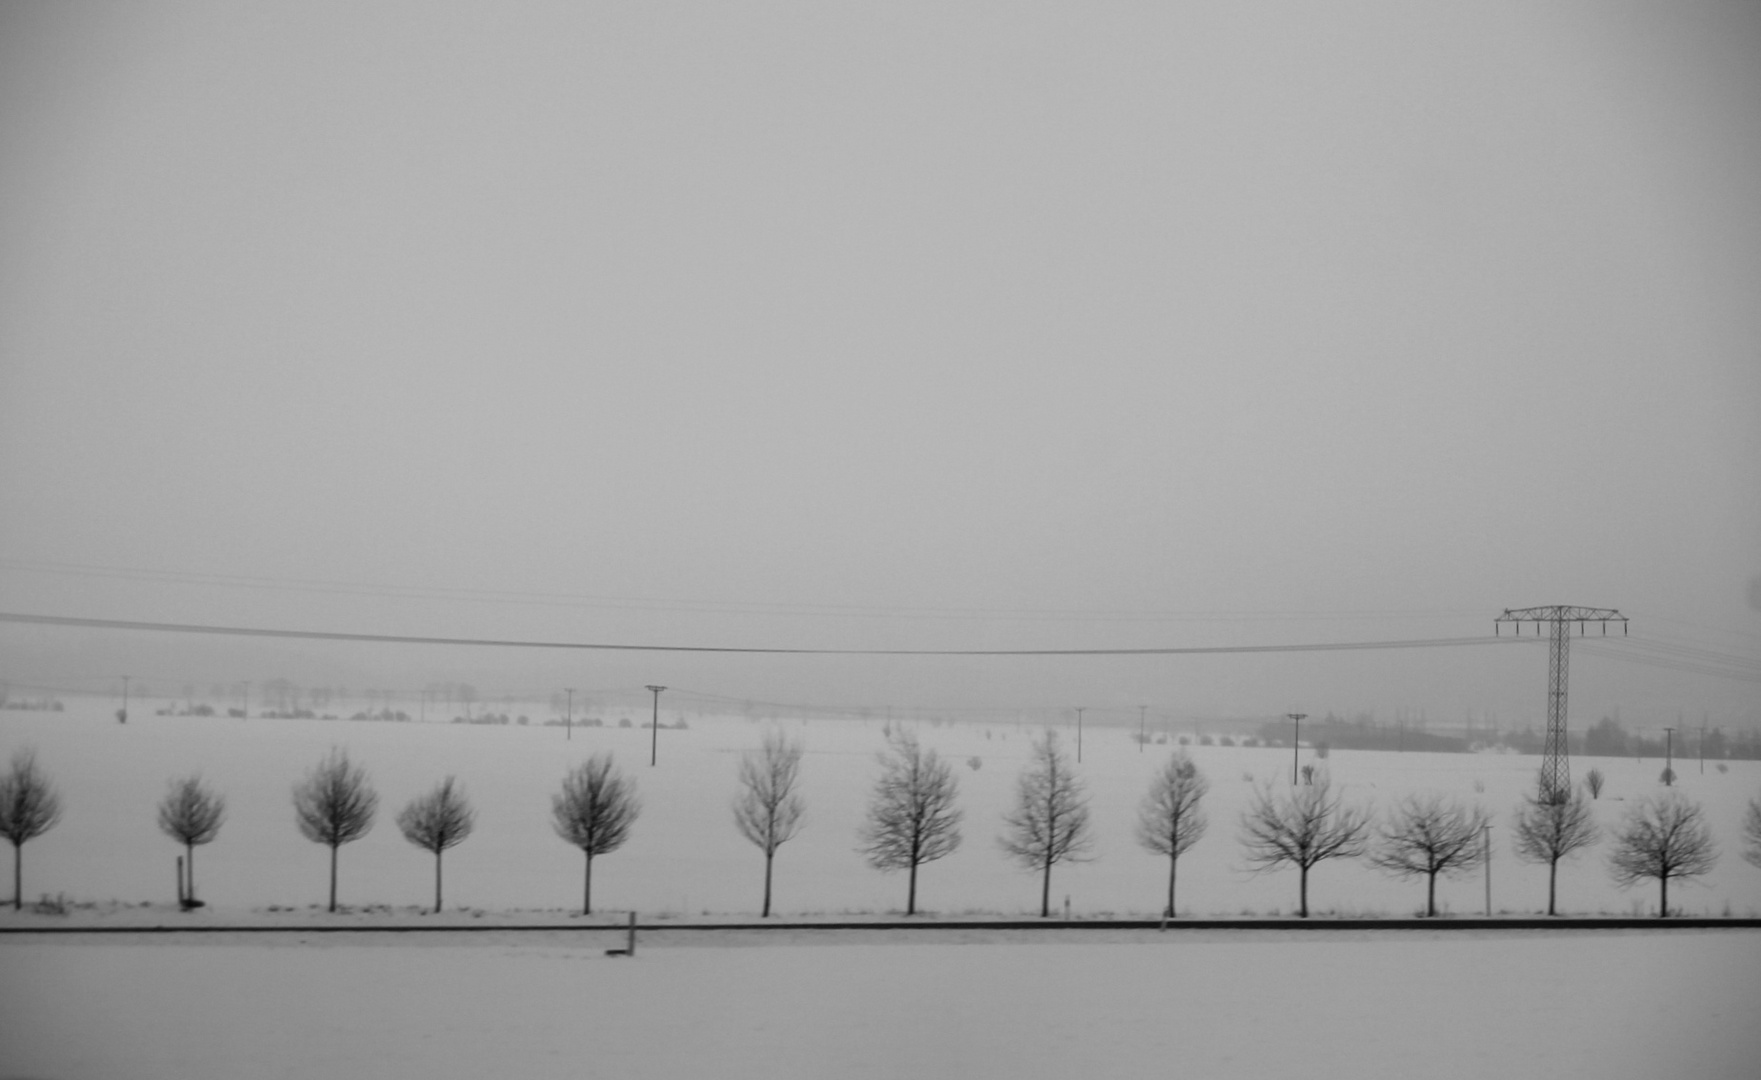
[{"xmin": 2, "ymin": 737, "xmax": 1760, "ymax": 919}]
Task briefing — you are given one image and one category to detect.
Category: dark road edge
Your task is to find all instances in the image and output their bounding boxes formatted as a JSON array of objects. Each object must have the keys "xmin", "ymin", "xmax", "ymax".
[{"xmin": 4, "ymin": 916, "xmax": 1759, "ymax": 935}]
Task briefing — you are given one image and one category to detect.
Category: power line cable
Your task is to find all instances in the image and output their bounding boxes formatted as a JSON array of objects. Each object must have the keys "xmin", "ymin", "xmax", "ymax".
[{"xmin": 0, "ymin": 611, "xmax": 1529, "ymax": 658}]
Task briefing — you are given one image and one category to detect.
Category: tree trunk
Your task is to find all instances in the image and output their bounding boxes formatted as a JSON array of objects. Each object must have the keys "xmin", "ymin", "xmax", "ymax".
[
  {"xmin": 1040, "ymin": 854, "xmax": 1053, "ymax": 918},
  {"xmin": 12, "ymin": 842, "xmax": 20, "ymax": 911},
  {"xmin": 583, "ymin": 851, "xmax": 594, "ymax": 916},
  {"xmin": 434, "ymin": 849, "xmax": 443, "ymax": 914},
  {"xmin": 328, "ymin": 844, "xmax": 338, "ymax": 913},
  {"xmin": 1659, "ymin": 874, "xmax": 1668, "ymax": 919},
  {"xmin": 907, "ymin": 860, "xmax": 918, "ymax": 917},
  {"xmin": 762, "ymin": 850, "xmax": 774, "ymax": 918},
  {"xmin": 186, "ymin": 842, "xmax": 196, "ymax": 903},
  {"xmin": 1298, "ymin": 864, "xmax": 1309, "ymax": 918},
  {"xmin": 1547, "ymin": 858, "xmax": 1558, "ymax": 916},
  {"xmin": 1425, "ymin": 872, "xmax": 1436, "ymax": 917},
  {"xmin": 1166, "ymin": 855, "xmax": 1177, "ymax": 919}
]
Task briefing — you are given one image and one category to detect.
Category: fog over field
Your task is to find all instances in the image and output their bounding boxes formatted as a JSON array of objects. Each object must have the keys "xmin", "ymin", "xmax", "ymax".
[{"xmin": 0, "ymin": 1, "xmax": 1758, "ymax": 727}]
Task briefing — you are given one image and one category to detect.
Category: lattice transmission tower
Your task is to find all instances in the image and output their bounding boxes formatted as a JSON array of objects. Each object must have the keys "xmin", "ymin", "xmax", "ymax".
[{"xmin": 1496, "ymin": 605, "xmax": 1627, "ymax": 802}]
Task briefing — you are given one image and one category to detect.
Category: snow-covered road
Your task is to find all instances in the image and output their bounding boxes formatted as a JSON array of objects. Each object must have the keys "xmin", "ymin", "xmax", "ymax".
[{"xmin": 4, "ymin": 929, "xmax": 1757, "ymax": 1079}]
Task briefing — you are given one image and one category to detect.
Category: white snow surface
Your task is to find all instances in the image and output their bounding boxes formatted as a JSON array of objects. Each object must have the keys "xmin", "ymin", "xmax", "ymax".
[
  {"xmin": 5, "ymin": 708, "xmax": 1761, "ymax": 1077},
  {"xmin": 2, "ymin": 703, "xmax": 1758, "ymax": 919},
  {"xmin": 3, "ymin": 928, "xmax": 1759, "ymax": 1079}
]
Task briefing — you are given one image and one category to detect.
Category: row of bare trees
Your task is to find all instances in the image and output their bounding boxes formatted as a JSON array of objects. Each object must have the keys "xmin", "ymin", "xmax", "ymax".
[{"xmin": 3, "ymin": 740, "xmax": 1759, "ymax": 917}]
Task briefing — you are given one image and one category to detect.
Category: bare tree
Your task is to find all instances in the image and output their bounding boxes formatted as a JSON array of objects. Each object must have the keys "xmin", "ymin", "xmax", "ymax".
[
  {"xmin": 0, "ymin": 749, "xmax": 63, "ymax": 911},
  {"xmin": 552, "ymin": 753, "xmax": 639, "ymax": 915},
  {"xmin": 1371, "ymin": 794, "xmax": 1490, "ymax": 916},
  {"xmin": 1608, "ymin": 792, "xmax": 1718, "ymax": 918},
  {"xmin": 1239, "ymin": 773, "xmax": 1371, "ymax": 918},
  {"xmin": 732, "ymin": 730, "xmax": 806, "ymax": 917},
  {"xmin": 1583, "ymin": 769, "xmax": 1605, "ymax": 799},
  {"xmin": 1134, "ymin": 751, "xmax": 1208, "ymax": 917},
  {"xmin": 1743, "ymin": 796, "xmax": 1761, "ymax": 871},
  {"xmin": 292, "ymin": 747, "xmax": 379, "ymax": 913},
  {"xmin": 396, "ymin": 777, "xmax": 475, "ymax": 914},
  {"xmin": 859, "ymin": 729, "xmax": 962, "ymax": 916},
  {"xmin": 1511, "ymin": 785, "xmax": 1599, "ymax": 915},
  {"xmin": 1000, "ymin": 730, "xmax": 1092, "ymax": 918},
  {"xmin": 157, "ymin": 775, "xmax": 225, "ymax": 906}
]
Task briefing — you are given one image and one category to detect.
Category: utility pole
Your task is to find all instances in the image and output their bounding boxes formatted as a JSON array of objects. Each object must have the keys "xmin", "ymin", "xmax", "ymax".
[
  {"xmin": 1483, "ymin": 824, "xmax": 1493, "ymax": 917},
  {"xmin": 1663, "ymin": 726, "xmax": 1675, "ymax": 785},
  {"xmin": 1075, "ymin": 707, "xmax": 1086, "ymax": 763},
  {"xmin": 1496, "ymin": 606, "xmax": 1627, "ymax": 802},
  {"xmin": 1138, "ymin": 705, "xmax": 1147, "ymax": 752},
  {"xmin": 565, "ymin": 688, "xmax": 575, "ymax": 742},
  {"xmin": 1288, "ymin": 713, "xmax": 1306, "ymax": 785},
  {"xmin": 646, "ymin": 686, "xmax": 666, "ymax": 766}
]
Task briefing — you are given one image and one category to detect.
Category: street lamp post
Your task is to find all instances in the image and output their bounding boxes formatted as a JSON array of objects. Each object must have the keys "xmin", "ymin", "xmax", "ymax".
[
  {"xmin": 646, "ymin": 685, "xmax": 666, "ymax": 766},
  {"xmin": 1663, "ymin": 726, "xmax": 1675, "ymax": 785},
  {"xmin": 565, "ymin": 688, "xmax": 575, "ymax": 742},
  {"xmin": 1288, "ymin": 713, "xmax": 1306, "ymax": 784},
  {"xmin": 1075, "ymin": 707, "xmax": 1086, "ymax": 764}
]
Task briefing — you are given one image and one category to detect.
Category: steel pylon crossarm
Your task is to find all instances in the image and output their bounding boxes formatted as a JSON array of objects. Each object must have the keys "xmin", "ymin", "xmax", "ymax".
[{"xmin": 1495, "ymin": 606, "xmax": 1627, "ymax": 803}]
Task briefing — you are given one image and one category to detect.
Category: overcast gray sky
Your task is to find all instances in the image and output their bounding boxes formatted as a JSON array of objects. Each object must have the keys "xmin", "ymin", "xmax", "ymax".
[{"xmin": 2, "ymin": 2, "xmax": 1757, "ymax": 726}]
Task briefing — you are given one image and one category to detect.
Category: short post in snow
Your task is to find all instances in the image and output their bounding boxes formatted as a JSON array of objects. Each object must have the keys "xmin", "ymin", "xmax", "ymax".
[{"xmin": 607, "ymin": 911, "xmax": 637, "ymax": 957}]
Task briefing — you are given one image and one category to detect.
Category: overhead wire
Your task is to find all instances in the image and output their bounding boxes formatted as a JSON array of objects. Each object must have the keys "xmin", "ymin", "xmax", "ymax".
[{"xmin": 0, "ymin": 611, "xmax": 1529, "ymax": 657}]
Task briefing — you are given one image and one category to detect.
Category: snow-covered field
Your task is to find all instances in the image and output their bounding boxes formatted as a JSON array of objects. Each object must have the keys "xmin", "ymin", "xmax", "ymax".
[
  {"xmin": 2, "ymin": 702, "xmax": 1758, "ymax": 919},
  {"xmin": 5, "ymin": 707, "xmax": 1761, "ymax": 1079},
  {"xmin": 3, "ymin": 928, "xmax": 1759, "ymax": 1080}
]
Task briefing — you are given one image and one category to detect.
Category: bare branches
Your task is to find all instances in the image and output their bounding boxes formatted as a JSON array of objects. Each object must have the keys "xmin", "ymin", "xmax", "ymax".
[
  {"xmin": 1744, "ymin": 796, "xmax": 1761, "ymax": 871},
  {"xmin": 859, "ymin": 729, "xmax": 962, "ymax": 915},
  {"xmin": 1238, "ymin": 773, "xmax": 1370, "ymax": 918},
  {"xmin": 1511, "ymin": 785, "xmax": 1598, "ymax": 915},
  {"xmin": 158, "ymin": 775, "xmax": 226, "ymax": 848},
  {"xmin": 1370, "ymin": 794, "xmax": 1489, "ymax": 916},
  {"xmin": 293, "ymin": 748, "xmax": 378, "ymax": 848},
  {"xmin": 552, "ymin": 753, "xmax": 639, "ymax": 914},
  {"xmin": 1609, "ymin": 792, "xmax": 1718, "ymax": 917},
  {"xmin": 397, "ymin": 777, "xmax": 475, "ymax": 913},
  {"xmin": 0, "ymin": 749, "xmax": 63, "ymax": 911},
  {"xmin": 0, "ymin": 749, "xmax": 62, "ymax": 848},
  {"xmin": 397, "ymin": 777, "xmax": 476, "ymax": 855},
  {"xmin": 733, "ymin": 731, "xmax": 806, "ymax": 857},
  {"xmin": 159, "ymin": 774, "xmax": 225, "ymax": 907},
  {"xmin": 1000, "ymin": 731, "xmax": 1092, "ymax": 917},
  {"xmin": 1135, "ymin": 752, "xmax": 1208, "ymax": 917},
  {"xmin": 291, "ymin": 747, "xmax": 378, "ymax": 912},
  {"xmin": 733, "ymin": 731, "xmax": 806, "ymax": 917}
]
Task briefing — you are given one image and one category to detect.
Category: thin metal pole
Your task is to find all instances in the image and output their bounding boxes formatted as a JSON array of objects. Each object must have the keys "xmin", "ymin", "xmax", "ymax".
[
  {"xmin": 1483, "ymin": 825, "xmax": 1492, "ymax": 916},
  {"xmin": 1663, "ymin": 726, "xmax": 1675, "ymax": 784},
  {"xmin": 1075, "ymin": 707, "xmax": 1085, "ymax": 763},
  {"xmin": 1288, "ymin": 713, "xmax": 1306, "ymax": 784},
  {"xmin": 646, "ymin": 686, "xmax": 666, "ymax": 766},
  {"xmin": 565, "ymin": 688, "xmax": 574, "ymax": 742}
]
